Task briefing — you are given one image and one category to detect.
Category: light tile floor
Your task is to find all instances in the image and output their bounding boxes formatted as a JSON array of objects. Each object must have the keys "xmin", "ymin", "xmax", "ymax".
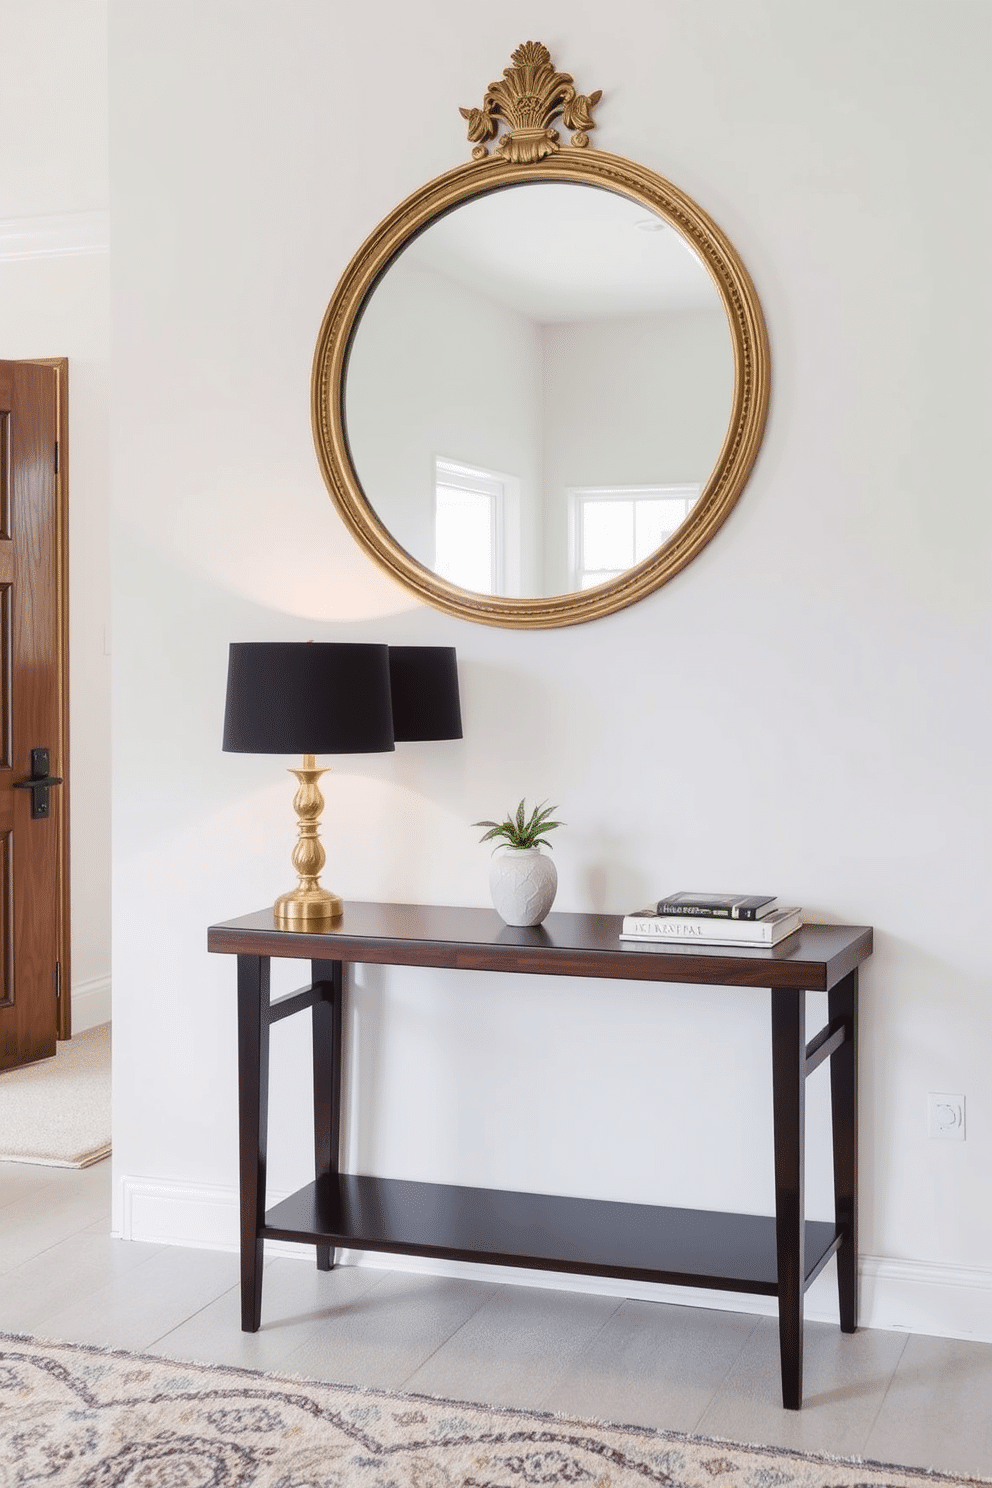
[{"xmin": 1, "ymin": 1158, "xmax": 990, "ymax": 1479}]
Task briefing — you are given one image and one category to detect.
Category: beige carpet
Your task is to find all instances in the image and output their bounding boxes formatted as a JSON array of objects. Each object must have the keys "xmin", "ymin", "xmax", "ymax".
[
  {"xmin": 0, "ymin": 1332, "xmax": 988, "ymax": 1488},
  {"xmin": 0, "ymin": 1023, "xmax": 110, "ymax": 1167}
]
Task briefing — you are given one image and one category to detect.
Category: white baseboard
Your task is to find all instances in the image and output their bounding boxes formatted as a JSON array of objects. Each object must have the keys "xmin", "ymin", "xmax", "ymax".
[
  {"xmin": 117, "ymin": 1174, "xmax": 992, "ymax": 1343},
  {"xmin": 859, "ymin": 1253, "xmax": 992, "ymax": 1339},
  {"xmin": 71, "ymin": 976, "xmax": 112, "ymax": 1033}
]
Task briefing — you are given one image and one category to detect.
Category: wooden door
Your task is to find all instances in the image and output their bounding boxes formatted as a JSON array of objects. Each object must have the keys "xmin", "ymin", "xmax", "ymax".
[{"xmin": 0, "ymin": 359, "xmax": 70, "ymax": 1070}]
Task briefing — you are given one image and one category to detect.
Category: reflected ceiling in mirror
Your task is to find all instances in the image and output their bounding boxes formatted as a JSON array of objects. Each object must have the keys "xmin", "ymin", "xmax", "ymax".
[
  {"xmin": 400, "ymin": 183, "xmax": 716, "ymax": 319},
  {"xmin": 344, "ymin": 183, "xmax": 733, "ymax": 601},
  {"xmin": 312, "ymin": 42, "xmax": 770, "ymax": 628}
]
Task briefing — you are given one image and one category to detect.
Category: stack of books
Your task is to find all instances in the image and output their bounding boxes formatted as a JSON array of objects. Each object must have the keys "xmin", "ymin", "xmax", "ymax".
[{"xmin": 620, "ymin": 892, "xmax": 802, "ymax": 949}]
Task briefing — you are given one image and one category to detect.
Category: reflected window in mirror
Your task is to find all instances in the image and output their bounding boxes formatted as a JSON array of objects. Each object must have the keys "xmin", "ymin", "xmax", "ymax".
[
  {"xmin": 570, "ymin": 485, "xmax": 699, "ymax": 590},
  {"xmin": 434, "ymin": 457, "xmax": 517, "ymax": 595}
]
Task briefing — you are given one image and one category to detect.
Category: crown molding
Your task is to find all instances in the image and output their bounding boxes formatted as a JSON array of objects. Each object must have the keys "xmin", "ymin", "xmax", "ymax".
[{"xmin": 0, "ymin": 210, "xmax": 109, "ymax": 262}]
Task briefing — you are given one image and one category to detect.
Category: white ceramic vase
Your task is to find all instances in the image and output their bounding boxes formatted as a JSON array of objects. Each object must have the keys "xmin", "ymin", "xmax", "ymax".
[{"xmin": 489, "ymin": 847, "xmax": 558, "ymax": 927}]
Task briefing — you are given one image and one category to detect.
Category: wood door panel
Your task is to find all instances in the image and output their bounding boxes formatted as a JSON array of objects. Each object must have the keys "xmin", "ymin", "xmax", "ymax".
[
  {"xmin": 0, "ymin": 582, "xmax": 11, "ymax": 769},
  {"xmin": 0, "ymin": 409, "xmax": 10, "ymax": 538},
  {"xmin": 0, "ymin": 829, "xmax": 12, "ymax": 1008},
  {"xmin": 0, "ymin": 362, "xmax": 61, "ymax": 1069}
]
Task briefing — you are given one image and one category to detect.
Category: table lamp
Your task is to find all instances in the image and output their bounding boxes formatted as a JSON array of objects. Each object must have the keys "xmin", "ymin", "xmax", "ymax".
[
  {"xmin": 387, "ymin": 646, "xmax": 463, "ymax": 742},
  {"xmin": 223, "ymin": 642, "xmax": 394, "ymax": 926},
  {"xmin": 223, "ymin": 642, "xmax": 462, "ymax": 927}
]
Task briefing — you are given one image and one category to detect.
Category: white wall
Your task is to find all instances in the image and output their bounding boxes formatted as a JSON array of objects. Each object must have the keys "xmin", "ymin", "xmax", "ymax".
[
  {"xmin": 0, "ymin": 0, "xmax": 111, "ymax": 1027},
  {"xmin": 0, "ymin": 0, "xmax": 108, "ymax": 219},
  {"xmin": 109, "ymin": 0, "xmax": 992, "ymax": 1340}
]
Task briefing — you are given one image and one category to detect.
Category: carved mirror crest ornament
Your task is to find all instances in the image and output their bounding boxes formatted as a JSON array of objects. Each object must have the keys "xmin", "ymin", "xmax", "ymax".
[
  {"xmin": 312, "ymin": 43, "xmax": 770, "ymax": 629},
  {"xmin": 460, "ymin": 41, "xmax": 602, "ymax": 162}
]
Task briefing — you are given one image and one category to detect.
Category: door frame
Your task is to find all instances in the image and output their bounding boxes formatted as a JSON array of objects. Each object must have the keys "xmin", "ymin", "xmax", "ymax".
[{"xmin": 26, "ymin": 356, "xmax": 70, "ymax": 1039}]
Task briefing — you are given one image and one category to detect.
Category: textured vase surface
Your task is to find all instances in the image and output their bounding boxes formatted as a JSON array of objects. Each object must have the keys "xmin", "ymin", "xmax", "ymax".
[{"xmin": 489, "ymin": 847, "xmax": 558, "ymax": 926}]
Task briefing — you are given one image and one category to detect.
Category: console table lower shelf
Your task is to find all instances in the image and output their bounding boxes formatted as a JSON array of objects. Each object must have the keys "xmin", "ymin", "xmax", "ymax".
[
  {"xmin": 264, "ymin": 1173, "xmax": 842, "ymax": 1300},
  {"xmin": 208, "ymin": 901, "xmax": 873, "ymax": 1412}
]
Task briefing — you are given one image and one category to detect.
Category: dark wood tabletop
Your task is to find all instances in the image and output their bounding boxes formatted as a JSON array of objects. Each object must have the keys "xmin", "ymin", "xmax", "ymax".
[{"xmin": 208, "ymin": 902, "xmax": 872, "ymax": 992}]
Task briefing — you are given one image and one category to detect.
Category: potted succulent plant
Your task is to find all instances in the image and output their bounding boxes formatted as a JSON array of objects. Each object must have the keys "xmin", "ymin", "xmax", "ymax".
[{"xmin": 474, "ymin": 799, "xmax": 563, "ymax": 926}]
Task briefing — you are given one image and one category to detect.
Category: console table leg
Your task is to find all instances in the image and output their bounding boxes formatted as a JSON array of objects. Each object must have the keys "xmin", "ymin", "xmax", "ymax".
[
  {"xmin": 237, "ymin": 954, "xmax": 270, "ymax": 1332},
  {"xmin": 772, "ymin": 987, "xmax": 806, "ymax": 1410},
  {"xmin": 829, "ymin": 969, "xmax": 859, "ymax": 1333},
  {"xmin": 312, "ymin": 959, "xmax": 343, "ymax": 1272}
]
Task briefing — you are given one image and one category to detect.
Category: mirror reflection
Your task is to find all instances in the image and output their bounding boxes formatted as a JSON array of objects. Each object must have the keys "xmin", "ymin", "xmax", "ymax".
[{"xmin": 344, "ymin": 182, "xmax": 735, "ymax": 600}]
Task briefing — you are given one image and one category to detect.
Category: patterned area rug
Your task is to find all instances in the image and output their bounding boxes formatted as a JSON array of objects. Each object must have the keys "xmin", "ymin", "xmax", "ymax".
[{"xmin": 1, "ymin": 1333, "xmax": 988, "ymax": 1488}]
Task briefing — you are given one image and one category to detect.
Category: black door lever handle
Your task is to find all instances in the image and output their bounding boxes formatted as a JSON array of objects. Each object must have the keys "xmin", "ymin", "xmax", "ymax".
[{"xmin": 13, "ymin": 748, "xmax": 63, "ymax": 819}]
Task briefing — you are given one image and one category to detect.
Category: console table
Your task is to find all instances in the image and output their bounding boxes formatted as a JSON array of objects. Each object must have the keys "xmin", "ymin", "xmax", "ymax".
[{"xmin": 208, "ymin": 903, "xmax": 872, "ymax": 1410}]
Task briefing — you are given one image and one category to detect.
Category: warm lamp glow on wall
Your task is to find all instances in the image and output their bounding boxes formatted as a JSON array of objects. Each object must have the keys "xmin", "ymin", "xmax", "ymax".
[{"xmin": 223, "ymin": 642, "xmax": 461, "ymax": 926}]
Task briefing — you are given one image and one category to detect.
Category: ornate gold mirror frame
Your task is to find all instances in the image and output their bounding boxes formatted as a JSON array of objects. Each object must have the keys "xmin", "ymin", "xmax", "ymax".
[{"xmin": 312, "ymin": 43, "xmax": 770, "ymax": 629}]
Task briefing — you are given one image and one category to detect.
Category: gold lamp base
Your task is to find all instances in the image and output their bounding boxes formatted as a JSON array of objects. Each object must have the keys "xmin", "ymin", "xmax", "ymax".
[
  {"xmin": 273, "ymin": 754, "xmax": 343, "ymax": 929},
  {"xmin": 274, "ymin": 885, "xmax": 343, "ymax": 927}
]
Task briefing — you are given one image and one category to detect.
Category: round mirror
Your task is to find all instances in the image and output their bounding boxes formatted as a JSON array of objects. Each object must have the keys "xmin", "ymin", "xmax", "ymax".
[
  {"xmin": 313, "ymin": 104, "xmax": 769, "ymax": 626},
  {"xmin": 345, "ymin": 182, "xmax": 735, "ymax": 601}
]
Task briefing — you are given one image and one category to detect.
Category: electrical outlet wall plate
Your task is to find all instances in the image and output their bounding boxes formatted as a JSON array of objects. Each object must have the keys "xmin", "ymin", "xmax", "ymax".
[{"xmin": 928, "ymin": 1092, "xmax": 966, "ymax": 1140}]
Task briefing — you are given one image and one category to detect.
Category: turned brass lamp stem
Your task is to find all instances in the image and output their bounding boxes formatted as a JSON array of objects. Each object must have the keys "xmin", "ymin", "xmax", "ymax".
[{"xmin": 273, "ymin": 752, "xmax": 343, "ymax": 926}]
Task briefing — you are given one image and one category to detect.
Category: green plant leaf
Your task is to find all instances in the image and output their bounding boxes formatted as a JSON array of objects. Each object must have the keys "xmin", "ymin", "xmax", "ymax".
[
  {"xmin": 476, "ymin": 825, "xmax": 510, "ymax": 844},
  {"xmin": 473, "ymin": 798, "xmax": 565, "ymax": 849},
  {"xmin": 532, "ymin": 803, "xmax": 560, "ymax": 829}
]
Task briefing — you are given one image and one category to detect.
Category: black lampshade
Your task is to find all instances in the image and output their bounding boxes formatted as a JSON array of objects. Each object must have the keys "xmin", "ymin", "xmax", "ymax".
[
  {"xmin": 388, "ymin": 646, "xmax": 462, "ymax": 742},
  {"xmin": 223, "ymin": 642, "xmax": 395, "ymax": 755}
]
